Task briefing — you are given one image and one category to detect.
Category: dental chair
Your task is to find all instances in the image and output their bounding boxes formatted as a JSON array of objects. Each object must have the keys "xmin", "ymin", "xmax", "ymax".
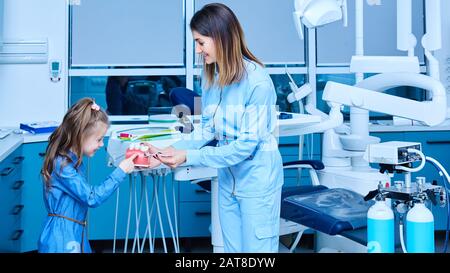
[{"xmin": 279, "ymin": 160, "xmax": 379, "ymax": 253}]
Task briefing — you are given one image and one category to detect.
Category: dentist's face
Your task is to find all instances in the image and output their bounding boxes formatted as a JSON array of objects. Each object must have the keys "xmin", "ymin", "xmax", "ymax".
[{"xmin": 193, "ymin": 31, "xmax": 217, "ymax": 64}]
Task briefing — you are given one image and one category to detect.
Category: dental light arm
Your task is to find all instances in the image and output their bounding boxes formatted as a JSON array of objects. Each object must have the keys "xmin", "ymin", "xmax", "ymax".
[
  {"xmin": 293, "ymin": 0, "xmax": 348, "ymax": 40},
  {"xmin": 287, "ymin": 82, "xmax": 313, "ymax": 105},
  {"xmin": 421, "ymin": 0, "xmax": 442, "ymax": 80},
  {"xmin": 286, "ymin": 68, "xmax": 330, "ymax": 120},
  {"xmin": 322, "ymin": 73, "xmax": 447, "ymax": 127},
  {"xmin": 397, "ymin": 0, "xmax": 417, "ymax": 57},
  {"xmin": 284, "ymin": 71, "xmax": 343, "ymax": 136},
  {"xmin": 289, "ymin": 102, "xmax": 344, "ymax": 136}
]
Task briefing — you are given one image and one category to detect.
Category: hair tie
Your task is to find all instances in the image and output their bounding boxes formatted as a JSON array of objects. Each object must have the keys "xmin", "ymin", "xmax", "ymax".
[{"xmin": 91, "ymin": 102, "xmax": 100, "ymax": 111}]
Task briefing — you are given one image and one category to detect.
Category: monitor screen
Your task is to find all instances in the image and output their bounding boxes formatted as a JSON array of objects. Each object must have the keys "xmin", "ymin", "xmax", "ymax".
[{"xmin": 52, "ymin": 62, "xmax": 59, "ymax": 70}]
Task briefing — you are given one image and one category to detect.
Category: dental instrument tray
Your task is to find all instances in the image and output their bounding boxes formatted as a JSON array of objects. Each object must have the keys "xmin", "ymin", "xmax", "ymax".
[
  {"xmin": 148, "ymin": 114, "xmax": 178, "ymax": 123},
  {"xmin": 107, "ymin": 126, "xmax": 182, "ymax": 170},
  {"xmin": 116, "ymin": 127, "xmax": 179, "ymax": 141}
]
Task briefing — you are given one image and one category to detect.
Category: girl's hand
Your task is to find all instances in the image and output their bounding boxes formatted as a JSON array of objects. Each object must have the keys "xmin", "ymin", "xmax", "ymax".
[
  {"xmin": 156, "ymin": 149, "xmax": 186, "ymax": 169},
  {"xmin": 119, "ymin": 154, "xmax": 138, "ymax": 173}
]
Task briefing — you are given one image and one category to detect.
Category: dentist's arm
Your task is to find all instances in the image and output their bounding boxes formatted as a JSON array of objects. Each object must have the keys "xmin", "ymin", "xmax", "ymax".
[{"xmin": 158, "ymin": 80, "xmax": 277, "ymax": 168}]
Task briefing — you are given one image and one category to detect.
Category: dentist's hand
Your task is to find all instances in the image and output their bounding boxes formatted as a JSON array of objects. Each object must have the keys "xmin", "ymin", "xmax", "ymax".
[
  {"xmin": 141, "ymin": 142, "xmax": 175, "ymax": 155},
  {"xmin": 146, "ymin": 156, "xmax": 162, "ymax": 169},
  {"xmin": 156, "ymin": 149, "xmax": 186, "ymax": 169}
]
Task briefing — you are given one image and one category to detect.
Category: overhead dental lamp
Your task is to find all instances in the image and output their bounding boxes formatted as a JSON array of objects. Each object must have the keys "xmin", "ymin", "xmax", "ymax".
[{"xmin": 293, "ymin": 0, "xmax": 348, "ymax": 40}]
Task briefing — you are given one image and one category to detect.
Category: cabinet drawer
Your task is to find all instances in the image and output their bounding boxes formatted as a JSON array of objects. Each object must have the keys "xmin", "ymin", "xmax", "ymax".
[
  {"xmin": 1, "ymin": 148, "xmax": 24, "ymax": 168},
  {"xmin": 0, "ymin": 229, "xmax": 23, "ymax": 252},
  {"xmin": 0, "ymin": 206, "xmax": 23, "ymax": 252},
  {"xmin": 1, "ymin": 177, "xmax": 22, "ymax": 207},
  {"xmin": 283, "ymin": 176, "xmax": 314, "ymax": 187},
  {"xmin": 0, "ymin": 163, "xmax": 23, "ymax": 229},
  {"xmin": 284, "ymin": 168, "xmax": 315, "ymax": 179},
  {"xmin": 279, "ymin": 134, "xmax": 321, "ymax": 155},
  {"xmin": 279, "ymin": 145, "xmax": 298, "ymax": 156},
  {"xmin": 279, "ymin": 142, "xmax": 321, "ymax": 157},
  {"xmin": 1, "ymin": 163, "xmax": 22, "ymax": 183},
  {"xmin": 2, "ymin": 202, "xmax": 23, "ymax": 221},
  {"xmin": 282, "ymin": 155, "xmax": 321, "ymax": 168},
  {"xmin": 370, "ymin": 132, "xmax": 405, "ymax": 142},
  {"xmin": 179, "ymin": 182, "xmax": 211, "ymax": 202},
  {"xmin": 418, "ymin": 132, "xmax": 450, "ymax": 165},
  {"xmin": 179, "ymin": 202, "xmax": 211, "ymax": 238}
]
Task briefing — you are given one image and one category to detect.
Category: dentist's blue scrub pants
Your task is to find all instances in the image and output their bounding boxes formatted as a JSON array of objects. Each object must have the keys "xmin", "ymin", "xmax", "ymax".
[{"xmin": 219, "ymin": 188, "xmax": 282, "ymax": 252}]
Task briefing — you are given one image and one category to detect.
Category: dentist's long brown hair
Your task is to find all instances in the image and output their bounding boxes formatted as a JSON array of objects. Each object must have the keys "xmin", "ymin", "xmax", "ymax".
[
  {"xmin": 190, "ymin": 3, "xmax": 263, "ymax": 89},
  {"xmin": 41, "ymin": 98, "xmax": 109, "ymax": 188}
]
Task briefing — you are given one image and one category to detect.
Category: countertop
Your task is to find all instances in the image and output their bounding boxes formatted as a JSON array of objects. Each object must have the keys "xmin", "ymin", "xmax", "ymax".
[
  {"xmin": 0, "ymin": 133, "xmax": 23, "ymax": 162},
  {"xmin": 1, "ymin": 118, "xmax": 450, "ymax": 163}
]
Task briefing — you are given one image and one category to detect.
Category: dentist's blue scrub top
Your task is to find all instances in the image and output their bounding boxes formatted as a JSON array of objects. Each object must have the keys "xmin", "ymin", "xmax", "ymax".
[
  {"xmin": 173, "ymin": 59, "xmax": 283, "ymax": 198},
  {"xmin": 38, "ymin": 153, "xmax": 127, "ymax": 253}
]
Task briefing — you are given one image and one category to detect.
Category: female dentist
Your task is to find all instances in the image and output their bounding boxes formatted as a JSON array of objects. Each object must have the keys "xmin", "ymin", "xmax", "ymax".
[{"xmin": 150, "ymin": 3, "xmax": 284, "ymax": 253}]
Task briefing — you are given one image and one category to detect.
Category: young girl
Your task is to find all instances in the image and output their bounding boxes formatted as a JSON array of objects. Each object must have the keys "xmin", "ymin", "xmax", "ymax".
[
  {"xmin": 149, "ymin": 3, "xmax": 284, "ymax": 253},
  {"xmin": 38, "ymin": 98, "xmax": 138, "ymax": 253}
]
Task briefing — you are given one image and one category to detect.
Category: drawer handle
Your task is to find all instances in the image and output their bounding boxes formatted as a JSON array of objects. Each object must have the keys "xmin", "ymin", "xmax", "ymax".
[
  {"xmin": 12, "ymin": 180, "xmax": 24, "ymax": 190},
  {"xmin": 1, "ymin": 167, "xmax": 14, "ymax": 176},
  {"xmin": 279, "ymin": 144, "xmax": 299, "ymax": 148},
  {"xmin": 38, "ymin": 152, "xmax": 46, "ymax": 157},
  {"xmin": 426, "ymin": 141, "xmax": 450, "ymax": 145},
  {"xmin": 12, "ymin": 156, "xmax": 25, "ymax": 165},
  {"xmin": 195, "ymin": 189, "xmax": 209, "ymax": 194},
  {"xmin": 11, "ymin": 205, "xmax": 24, "ymax": 215},
  {"xmin": 10, "ymin": 229, "xmax": 24, "ymax": 241},
  {"xmin": 195, "ymin": 211, "xmax": 211, "ymax": 216}
]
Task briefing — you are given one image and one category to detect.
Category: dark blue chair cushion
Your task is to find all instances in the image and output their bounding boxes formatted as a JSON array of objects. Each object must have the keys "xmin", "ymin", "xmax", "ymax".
[{"xmin": 281, "ymin": 186, "xmax": 371, "ymax": 236}]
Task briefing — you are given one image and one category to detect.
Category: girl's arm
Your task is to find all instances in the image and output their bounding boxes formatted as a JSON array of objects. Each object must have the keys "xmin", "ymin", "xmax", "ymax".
[{"xmin": 56, "ymin": 163, "xmax": 127, "ymax": 208}]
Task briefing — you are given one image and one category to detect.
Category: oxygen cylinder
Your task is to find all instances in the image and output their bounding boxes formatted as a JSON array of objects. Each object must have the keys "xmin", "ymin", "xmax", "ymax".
[
  {"xmin": 367, "ymin": 200, "xmax": 395, "ymax": 253},
  {"xmin": 406, "ymin": 203, "xmax": 434, "ymax": 253}
]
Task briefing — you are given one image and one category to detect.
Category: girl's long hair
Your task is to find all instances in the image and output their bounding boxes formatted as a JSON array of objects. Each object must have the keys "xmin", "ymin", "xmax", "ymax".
[
  {"xmin": 190, "ymin": 3, "xmax": 263, "ymax": 89},
  {"xmin": 41, "ymin": 98, "xmax": 109, "ymax": 188}
]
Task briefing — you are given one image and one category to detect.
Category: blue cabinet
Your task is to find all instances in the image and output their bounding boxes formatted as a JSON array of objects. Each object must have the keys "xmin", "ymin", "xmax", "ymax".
[
  {"xmin": 5, "ymin": 132, "xmax": 324, "ymax": 246},
  {"xmin": 20, "ymin": 141, "xmax": 48, "ymax": 252},
  {"xmin": 86, "ymin": 142, "xmax": 118, "ymax": 240},
  {"xmin": 176, "ymin": 133, "xmax": 323, "ymax": 238},
  {"xmin": 1, "ymin": 139, "xmax": 183, "ymax": 251},
  {"xmin": 280, "ymin": 133, "xmax": 322, "ymax": 187},
  {"xmin": 0, "ymin": 141, "xmax": 48, "ymax": 252},
  {"xmin": 0, "ymin": 147, "xmax": 24, "ymax": 252},
  {"xmin": 179, "ymin": 201, "xmax": 211, "ymax": 238},
  {"xmin": 404, "ymin": 131, "xmax": 450, "ymax": 231},
  {"xmin": 178, "ymin": 181, "xmax": 211, "ymax": 238}
]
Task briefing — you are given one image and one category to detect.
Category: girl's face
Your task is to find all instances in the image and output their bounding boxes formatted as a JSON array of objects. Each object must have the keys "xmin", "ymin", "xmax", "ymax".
[
  {"xmin": 82, "ymin": 122, "xmax": 107, "ymax": 157},
  {"xmin": 193, "ymin": 31, "xmax": 217, "ymax": 64}
]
